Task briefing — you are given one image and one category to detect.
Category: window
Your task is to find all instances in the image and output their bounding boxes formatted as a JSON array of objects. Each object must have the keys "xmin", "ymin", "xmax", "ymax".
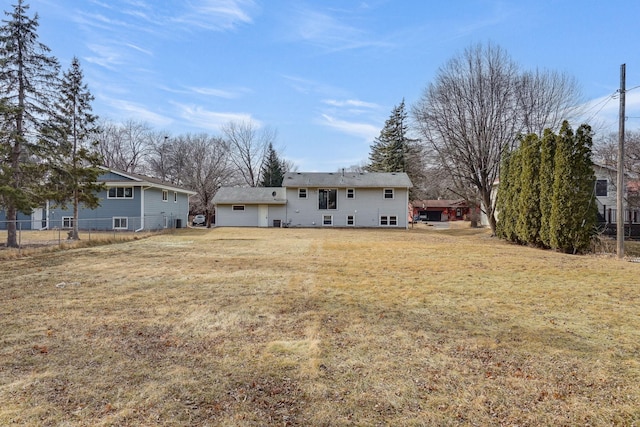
[
  {"xmin": 318, "ymin": 189, "xmax": 337, "ymax": 210},
  {"xmin": 62, "ymin": 217, "xmax": 74, "ymax": 229},
  {"xmin": 174, "ymin": 192, "xmax": 178, "ymax": 203},
  {"xmin": 322, "ymin": 215, "xmax": 333, "ymax": 226},
  {"xmin": 162, "ymin": 190, "xmax": 168, "ymax": 201},
  {"xmin": 380, "ymin": 215, "xmax": 398, "ymax": 226},
  {"xmin": 298, "ymin": 188, "xmax": 307, "ymax": 198},
  {"xmin": 232, "ymin": 205, "xmax": 245, "ymax": 211},
  {"xmin": 347, "ymin": 215, "xmax": 355, "ymax": 226},
  {"xmin": 596, "ymin": 180, "xmax": 608, "ymax": 197},
  {"xmin": 384, "ymin": 188, "xmax": 394, "ymax": 199},
  {"xmin": 107, "ymin": 187, "xmax": 133, "ymax": 199},
  {"xmin": 346, "ymin": 188, "xmax": 355, "ymax": 199},
  {"xmin": 113, "ymin": 217, "xmax": 128, "ymax": 230}
]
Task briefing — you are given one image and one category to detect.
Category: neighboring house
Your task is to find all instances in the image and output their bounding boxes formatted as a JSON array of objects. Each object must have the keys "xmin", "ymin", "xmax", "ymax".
[
  {"xmin": 213, "ymin": 171, "xmax": 413, "ymax": 228},
  {"xmin": 594, "ymin": 163, "xmax": 625, "ymax": 223},
  {"xmin": 411, "ymin": 199, "xmax": 470, "ymax": 222},
  {"xmin": 213, "ymin": 187, "xmax": 286, "ymax": 228},
  {"xmin": 0, "ymin": 167, "xmax": 196, "ymax": 231}
]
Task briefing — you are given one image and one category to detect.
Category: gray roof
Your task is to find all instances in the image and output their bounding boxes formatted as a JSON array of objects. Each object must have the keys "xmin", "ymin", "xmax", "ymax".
[
  {"xmin": 213, "ymin": 187, "xmax": 287, "ymax": 204},
  {"xmin": 283, "ymin": 171, "xmax": 412, "ymax": 188},
  {"xmin": 99, "ymin": 167, "xmax": 196, "ymax": 195}
]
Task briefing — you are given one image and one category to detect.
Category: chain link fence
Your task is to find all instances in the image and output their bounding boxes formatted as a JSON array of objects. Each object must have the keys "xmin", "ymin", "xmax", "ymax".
[{"xmin": 0, "ymin": 215, "xmax": 183, "ymax": 250}]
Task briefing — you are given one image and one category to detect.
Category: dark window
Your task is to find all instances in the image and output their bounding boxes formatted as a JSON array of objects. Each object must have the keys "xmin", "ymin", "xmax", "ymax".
[
  {"xmin": 347, "ymin": 188, "xmax": 355, "ymax": 199},
  {"xmin": 596, "ymin": 180, "xmax": 607, "ymax": 197},
  {"xmin": 232, "ymin": 205, "xmax": 245, "ymax": 211},
  {"xmin": 299, "ymin": 188, "xmax": 307, "ymax": 198},
  {"xmin": 108, "ymin": 187, "xmax": 133, "ymax": 199},
  {"xmin": 318, "ymin": 189, "xmax": 337, "ymax": 210},
  {"xmin": 384, "ymin": 188, "xmax": 394, "ymax": 199}
]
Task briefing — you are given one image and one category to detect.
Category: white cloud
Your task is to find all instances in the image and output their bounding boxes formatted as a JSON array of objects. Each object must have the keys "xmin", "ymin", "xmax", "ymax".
[
  {"xmin": 173, "ymin": 0, "xmax": 259, "ymax": 31},
  {"xmin": 319, "ymin": 114, "xmax": 378, "ymax": 141},
  {"xmin": 104, "ymin": 98, "xmax": 173, "ymax": 127},
  {"xmin": 186, "ymin": 86, "xmax": 250, "ymax": 99},
  {"xmin": 322, "ymin": 99, "xmax": 380, "ymax": 109},
  {"xmin": 288, "ymin": 6, "xmax": 392, "ymax": 53},
  {"xmin": 173, "ymin": 103, "xmax": 256, "ymax": 131}
]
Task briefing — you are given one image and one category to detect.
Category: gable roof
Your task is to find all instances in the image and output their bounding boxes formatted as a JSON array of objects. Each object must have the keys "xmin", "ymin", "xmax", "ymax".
[
  {"xmin": 213, "ymin": 187, "xmax": 286, "ymax": 204},
  {"xmin": 283, "ymin": 172, "xmax": 412, "ymax": 188},
  {"xmin": 98, "ymin": 167, "xmax": 196, "ymax": 195}
]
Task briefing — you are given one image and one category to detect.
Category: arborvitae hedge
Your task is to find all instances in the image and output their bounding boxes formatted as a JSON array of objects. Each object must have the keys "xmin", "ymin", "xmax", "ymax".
[{"xmin": 497, "ymin": 121, "xmax": 597, "ymax": 253}]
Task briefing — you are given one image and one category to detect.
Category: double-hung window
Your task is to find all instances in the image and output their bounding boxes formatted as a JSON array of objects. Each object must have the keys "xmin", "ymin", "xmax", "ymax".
[
  {"xmin": 383, "ymin": 188, "xmax": 394, "ymax": 199},
  {"xmin": 162, "ymin": 190, "xmax": 168, "ymax": 202}
]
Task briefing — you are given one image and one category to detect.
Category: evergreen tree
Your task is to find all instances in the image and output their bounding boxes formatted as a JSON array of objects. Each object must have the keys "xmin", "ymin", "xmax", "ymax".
[
  {"xmin": 549, "ymin": 122, "xmax": 597, "ymax": 253},
  {"xmin": 41, "ymin": 57, "xmax": 103, "ymax": 240},
  {"xmin": 368, "ymin": 99, "xmax": 409, "ymax": 172},
  {"xmin": 497, "ymin": 147, "xmax": 523, "ymax": 243},
  {"xmin": 367, "ymin": 99, "xmax": 423, "ymax": 197},
  {"xmin": 538, "ymin": 128, "xmax": 556, "ymax": 248},
  {"xmin": 515, "ymin": 133, "xmax": 542, "ymax": 245},
  {"xmin": 259, "ymin": 143, "xmax": 285, "ymax": 187},
  {"xmin": 0, "ymin": 0, "xmax": 60, "ymax": 247}
]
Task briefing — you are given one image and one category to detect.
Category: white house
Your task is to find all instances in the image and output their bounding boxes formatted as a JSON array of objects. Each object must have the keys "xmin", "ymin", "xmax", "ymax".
[{"xmin": 212, "ymin": 171, "xmax": 413, "ymax": 228}]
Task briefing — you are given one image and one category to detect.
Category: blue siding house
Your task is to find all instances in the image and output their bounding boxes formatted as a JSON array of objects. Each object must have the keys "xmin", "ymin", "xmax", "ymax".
[{"xmin": 1, "ymin": 167, "xmax": 196, "ymax": 231}]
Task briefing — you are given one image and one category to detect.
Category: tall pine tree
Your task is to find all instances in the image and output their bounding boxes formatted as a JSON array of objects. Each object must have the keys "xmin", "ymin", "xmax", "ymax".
[
  {"xmin": 41, "ymin": 57, "xmax": 103, "ymax": 240},
  {"xmin": 0, "ymin": 0, "xmax": 60, "ymax": 247},
  {"xmin": 367, "ymin": 99, "xmax": 423, "ymax": 196},
  {"xmin": 259, "ymin": 143, "xmax": 285, "ymax": 187}
]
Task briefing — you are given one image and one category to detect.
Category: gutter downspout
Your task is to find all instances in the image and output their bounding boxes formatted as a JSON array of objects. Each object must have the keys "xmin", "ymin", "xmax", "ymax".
[{"xmin": 135, "ymin": 186, "xmax": 148, "ymax": 232}]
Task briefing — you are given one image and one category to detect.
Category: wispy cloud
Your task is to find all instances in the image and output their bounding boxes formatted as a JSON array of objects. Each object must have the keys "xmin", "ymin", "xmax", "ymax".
[
  {"xmin": 172, "ymin": 0, "xmax": 259, "ymax": 31},
  {"xmin": 173, "ymin": 103, "xmax": 256, "ymax": 131},
  {"xmin": 319, "ymin": 114, "xmax": 378, "ymax": 141},
  {"xmin": 288, "ymin": 6, "xmax": 392, "ymax": 53},
  {"xmin": 322, "ymin": 99, "xmax": 380, "ymax": 109},
  {"xmin": 103, "ymin": 98, "xmax": 173, "ymax": 127},
  {"xmin": 186, "ymin": 86, "xmax": 250, "ymax": 99}
]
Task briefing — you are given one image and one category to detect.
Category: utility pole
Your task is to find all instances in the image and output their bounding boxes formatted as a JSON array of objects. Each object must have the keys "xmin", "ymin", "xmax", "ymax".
[{"xmin": 617, "ymin": 64, "xmax": 626, "ymax": 258}]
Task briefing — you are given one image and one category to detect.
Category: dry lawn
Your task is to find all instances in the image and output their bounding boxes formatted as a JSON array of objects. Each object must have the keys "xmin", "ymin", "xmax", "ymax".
[{"xmin": 1, "ymin": 225, "xmax": 639, "ymax": 426}]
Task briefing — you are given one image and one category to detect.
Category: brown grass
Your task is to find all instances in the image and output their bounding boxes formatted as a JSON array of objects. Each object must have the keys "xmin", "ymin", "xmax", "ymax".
[{"xmin": 1, "ymin": 225, "xmax": 639, "ymax": 426}]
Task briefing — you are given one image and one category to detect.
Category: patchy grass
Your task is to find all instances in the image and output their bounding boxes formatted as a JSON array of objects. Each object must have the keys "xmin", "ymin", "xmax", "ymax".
[{"xmin": 1, "ymin": 226, "xmax": 639, "ymax": 426}]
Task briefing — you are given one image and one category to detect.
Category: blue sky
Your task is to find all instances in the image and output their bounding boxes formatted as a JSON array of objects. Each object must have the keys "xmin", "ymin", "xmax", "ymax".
[{"xmin": 23, "ymin": 0, "xmax": 640, "ymax": 171}]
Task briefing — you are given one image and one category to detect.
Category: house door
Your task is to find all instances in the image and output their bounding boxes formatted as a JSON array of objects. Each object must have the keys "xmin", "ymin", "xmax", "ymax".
[{"xmin": 258, "ymin": 205, "xmax": 268, "ymax": 227}]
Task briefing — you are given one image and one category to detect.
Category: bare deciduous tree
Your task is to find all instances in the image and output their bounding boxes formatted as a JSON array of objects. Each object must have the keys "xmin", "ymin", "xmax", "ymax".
[
  {"xmin": 222, "ymin": 120, "xmax": 275, "ymax": 187},
  {"xmin": 413, "ymin": 43, "xmax": 520, "ymax": 233},
  {"xmin": 412, "ymin": 42, "xmax": 583, "ymax": 233},
  {"xmin": 181, "ymin": 134, "xmax": 234, "ymax": 227},
  {"xmin": 517, "ymin": 69, "xmax": 583, "ymax": 136},
  {"xmin": 96, "ymin": 119, "xmax": 152, "ymax": 173}
]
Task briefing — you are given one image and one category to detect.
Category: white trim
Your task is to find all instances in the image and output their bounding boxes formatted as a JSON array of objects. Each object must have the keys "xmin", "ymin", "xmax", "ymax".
[
  {"xmin": 383, "ymin": 188, "xmax": 394, "ymax": 199},
  {"xmin": 322, "ymin": 214, "xmax": 333, "ymax": 226},
  {"xmin": 107, "ymin": 186, "xmax": 134, "ymax": 199},
  {"xmin": 62, "ymin": 216, "xmax": 74, "ymax": 229},
  {"xmin": 346, "ymin": 214, "xmax": 355, "ymax": 226},
  {"xmin": 162, "ymin": 189, "xmax": 168, "ymax": 202},
  {"xmin": 135, "ymin": 187, "xmax": 146, "ymax": 232},
  {"xmin": 113, "ymin": 217, "xmax": 128, "ymax": 230}
]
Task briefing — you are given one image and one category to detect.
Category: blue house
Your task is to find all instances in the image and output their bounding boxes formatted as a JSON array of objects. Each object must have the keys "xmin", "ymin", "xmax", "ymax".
[{"xmin": 1, "ymin": 167, "xmax": 196, "ymax": 231}]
